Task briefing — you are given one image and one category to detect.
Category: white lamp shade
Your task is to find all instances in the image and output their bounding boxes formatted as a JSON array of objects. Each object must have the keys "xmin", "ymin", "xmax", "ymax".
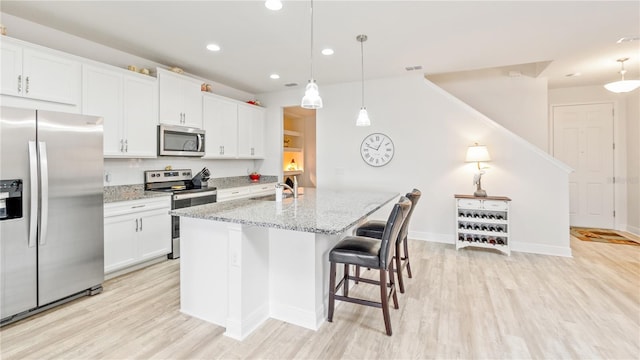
[
  {"xmin": 604, "ymin": 80, "xmax": 640, "ymax": 93},
  {"xmin": 301, "ymin": 80, "xmax": 323, "ymax": 109},
  {"xmin": 465, "ymin": 145, "xmax": 491, "ymax": 162},
  {"xmin": 356, "ymin": 107, "xmax": 371, "ymax": 126}
]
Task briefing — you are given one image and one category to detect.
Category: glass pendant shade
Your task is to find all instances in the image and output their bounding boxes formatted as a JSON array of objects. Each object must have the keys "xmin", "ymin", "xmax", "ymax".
[
  {"xmin": 356, "ymin": 107, "xmax": 371, "ymax": 126},
  {"xmin": 604, "ymin": 80, "xmax": 640, "ymax": 93},
  {"xmin": 301, "ymin": 80, "xmax": 323, "ymax": 109},
  {"xmin": 604, "ymin": 58, "xmax": 640, "ymax": 93}
]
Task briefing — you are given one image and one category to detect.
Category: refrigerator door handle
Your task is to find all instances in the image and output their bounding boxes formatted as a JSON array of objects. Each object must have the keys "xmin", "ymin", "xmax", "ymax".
[
  {"xmin": 38, "ymin": 141, "xmax": 49, "ymax": 246},
  {"xmin": 28, "ymin": 141, "xmax": 38, "ymax": 248}
]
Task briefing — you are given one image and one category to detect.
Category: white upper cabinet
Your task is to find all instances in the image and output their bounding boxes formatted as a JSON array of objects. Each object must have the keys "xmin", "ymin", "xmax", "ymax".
[
  {"xmin": 237, "ymin": 103, "xmax": 265, "ymax": 158},
  {"xmin": 1, "ymin": 38, "xmax": 81, "ymax": 105},
  {"xmin": 203, "ymin": 93, "xmax": 239, "ymax": 158},
  {"xmin": 202, "ymin": 93, "xmax": 265, "ymax": 159},
  {"xmin": 157, "ymin": 68, "xmax": 202, "ymax": 128},
  {"xmin": 83, "ymin": 64, "xmax": 157, "ymax": 158}
]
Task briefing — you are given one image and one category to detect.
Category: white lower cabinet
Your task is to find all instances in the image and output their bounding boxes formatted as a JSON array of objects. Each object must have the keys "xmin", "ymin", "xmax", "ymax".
[
  {"xmin": 217, "ymin": 183, "xmax": 276, "ymax": 202},
  {"xmin": 104, "ymin": 197, "xmax": 171, "ymax": 274}
]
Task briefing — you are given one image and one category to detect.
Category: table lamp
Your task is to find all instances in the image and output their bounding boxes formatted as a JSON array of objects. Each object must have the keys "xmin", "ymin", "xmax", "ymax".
[{"xmin": 465, "ymin": 143, "xmax": 491, "ymax": 197}]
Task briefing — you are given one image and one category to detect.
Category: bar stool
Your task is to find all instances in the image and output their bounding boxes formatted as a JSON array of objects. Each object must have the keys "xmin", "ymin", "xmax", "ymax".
[
  {"xmin": 327, "ymin": 196, "xmax": 411, "ymax": 336},
  {"xmin": 355, "ymin": 189, "xmax": 421, "ymax": 293}
]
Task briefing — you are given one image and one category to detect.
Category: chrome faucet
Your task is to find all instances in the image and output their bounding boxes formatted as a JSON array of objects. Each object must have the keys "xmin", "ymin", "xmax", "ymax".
[{"xmin": 277, "ymin": 176, "xmax": 298, "ymax": 198}]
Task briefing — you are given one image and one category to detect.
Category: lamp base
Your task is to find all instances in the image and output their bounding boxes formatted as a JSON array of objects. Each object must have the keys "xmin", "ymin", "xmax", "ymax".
[{"xmin": 474, "ymin": 189, "xmax": 487, "ymax": 197}]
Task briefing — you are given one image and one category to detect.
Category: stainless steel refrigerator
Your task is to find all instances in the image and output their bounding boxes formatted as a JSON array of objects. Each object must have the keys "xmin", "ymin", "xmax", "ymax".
[{"xmin": 0, "ymin": 106, "xmax": 104, "ymax": 325}]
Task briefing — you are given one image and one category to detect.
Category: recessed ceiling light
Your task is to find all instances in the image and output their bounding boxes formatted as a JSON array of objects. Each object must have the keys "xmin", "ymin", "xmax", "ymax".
[
  {"xmin": 265, "ymin": 0, "xmax": 282, "ymax": 11},
  {"xmin": 565, "ymin": 72, "xmax": 582, "ymax": 77},
  {"xmin": 270, "ymin": 74, "xmax": 280, "ymax": 79},
  {"xmin": 321, "ymin": 48, "xmax": 334, "ymax": 56},
  {"xmin": 206, "ymin": 43, "xmax": 221, "ymax": 52}
]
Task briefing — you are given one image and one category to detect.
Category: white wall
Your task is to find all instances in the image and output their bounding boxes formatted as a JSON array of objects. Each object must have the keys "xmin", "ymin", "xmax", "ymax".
[
  {"xmin": 549, "ymin": 85, "xmax": 631, "ymax": 233},
  {"xmin": 260, "ymin": 75, "xmax": 572, "ymax": 256},
  {"xmin": 626, "ymin": 93, "xmax": 640, "ymax": 235},
  {"xmin": 103, "ymin": 158, "xmax": 257, "ymax": 187},
  {"xmin": 428, "ymin": 68, "xmax": 549, "ymax": 152}
]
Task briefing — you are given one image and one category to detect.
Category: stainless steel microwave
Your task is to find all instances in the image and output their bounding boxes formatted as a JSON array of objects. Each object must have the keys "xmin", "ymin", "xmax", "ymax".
[{"xmin": 158, "ymin": 125, "xmax": 205, "ymax": 157}]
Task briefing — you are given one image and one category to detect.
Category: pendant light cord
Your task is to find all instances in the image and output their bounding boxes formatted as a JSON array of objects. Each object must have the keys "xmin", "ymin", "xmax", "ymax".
[
  {"xmin": 361, "ymin": 38, "xmax": 365, "ymax": 107},
  {"xmin": 309, "ymin": 0, "xmax": 314, "ymax": 80}
]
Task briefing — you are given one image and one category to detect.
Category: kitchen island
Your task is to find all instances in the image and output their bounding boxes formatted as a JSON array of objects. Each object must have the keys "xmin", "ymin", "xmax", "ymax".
[{"xmin": 170, "ymin": 188, "xmax": 398, "ymax": 340}]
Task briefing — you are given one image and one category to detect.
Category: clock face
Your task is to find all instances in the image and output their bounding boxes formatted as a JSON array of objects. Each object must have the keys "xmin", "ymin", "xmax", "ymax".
[{"xmin": 360, "ymin": 133, "xmax": 394, "ymax": 167}]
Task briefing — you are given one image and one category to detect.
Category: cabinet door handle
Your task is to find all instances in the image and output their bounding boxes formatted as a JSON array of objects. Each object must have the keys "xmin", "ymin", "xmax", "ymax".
[
  {"xmin": 135, "ymin": 218, "xmax": 139, "ymax": 232},
  {"xmin": 25, "ymin": 76, "xmax": 30, "ymax": 94},
  {"xmin": 251, "ymin": 147, "xmax": 255, "ymax": 156},
  {"xmin": 139, "ymin": 218, "xmax": 143, "ymax": 231},
  {"xmin": 17, "ymin": 75, "xmax": 22, "ymax": 93},
  {"xmin": 219, "ymin": 145, "xmax": 223, "ymax": 155},
  {"xmin": 120, "ymin": 139, "xmax": 124, "ymax": 152},
  {"xmin": 124, "ymin": 139, "xmax": 128, "ymax": 152}
]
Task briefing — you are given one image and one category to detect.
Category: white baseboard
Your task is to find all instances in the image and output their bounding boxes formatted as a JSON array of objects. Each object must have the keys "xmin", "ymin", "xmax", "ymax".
[
  {"xmin": 408, "ymin": 231, "xmax": 572, "ymax": 257},
  {"xmin": 510, "ymin": 242, "xmax": 572, "ymax": 258},
  {"xmin": 626, "ymin": 225, "xmax": 640, "ymax": 236}
]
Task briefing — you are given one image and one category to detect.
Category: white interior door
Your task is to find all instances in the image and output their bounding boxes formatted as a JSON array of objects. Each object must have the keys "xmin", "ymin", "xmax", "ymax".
[{"xmin": 553, "ymin": 103, "xmax": 614, "ymax": 228}]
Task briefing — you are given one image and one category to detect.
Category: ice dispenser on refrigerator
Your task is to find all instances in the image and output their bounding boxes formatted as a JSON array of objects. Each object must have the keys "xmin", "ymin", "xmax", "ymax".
[{"xmin": 0, "ymin": 180, "xmax": 23, "ymax": 220}]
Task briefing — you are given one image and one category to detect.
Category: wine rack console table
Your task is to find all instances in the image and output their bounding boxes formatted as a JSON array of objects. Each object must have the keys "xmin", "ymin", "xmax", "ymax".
[{"xmin": 455, "ymin": 194, "xmax": 511, "ymax": 256}]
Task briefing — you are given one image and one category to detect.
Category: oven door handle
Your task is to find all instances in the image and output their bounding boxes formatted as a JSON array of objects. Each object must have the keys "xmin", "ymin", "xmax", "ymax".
[{"xmin": 173, "ymin": 191, "xmax": 217, "ymax": 201}]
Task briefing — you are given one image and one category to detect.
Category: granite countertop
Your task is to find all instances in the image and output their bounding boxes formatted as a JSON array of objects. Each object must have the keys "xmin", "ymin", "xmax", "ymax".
[
  {"xmin": 170, "ymin": 188, "xmax": 399, "ymax": 235},
  {"xmin": 210, "ymin": 175, "xmax": 278, "ymax": 190},
  {"xmin": 104, "ymin": 185, "xmax": 170, "ymax": 203}
]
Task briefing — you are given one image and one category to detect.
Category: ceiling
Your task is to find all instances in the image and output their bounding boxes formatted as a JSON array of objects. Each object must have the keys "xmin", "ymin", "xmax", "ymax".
[{"xmin": 2, "ymin": 1, "xmax": 639, "ymax": 95}]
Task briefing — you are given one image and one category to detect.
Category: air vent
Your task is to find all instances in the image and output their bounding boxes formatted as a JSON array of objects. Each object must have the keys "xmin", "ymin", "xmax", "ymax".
[
  {"xmin": 405, "ymin": 65, "xmax": 423, "ymax": 71},
  {"xmin": 284, "ymin": 83, "xmax": 298, "ymax": 87}
]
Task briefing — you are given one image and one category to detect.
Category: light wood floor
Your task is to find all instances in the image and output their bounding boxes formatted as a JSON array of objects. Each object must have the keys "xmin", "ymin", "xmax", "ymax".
[{"xmin": 1, "ymin": 235, "xmax": 639, "ymax": 359}]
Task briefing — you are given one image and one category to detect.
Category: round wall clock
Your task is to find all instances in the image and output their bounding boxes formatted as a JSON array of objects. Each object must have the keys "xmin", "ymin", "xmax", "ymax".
[{"xmin": 360, "ymin": 133, "xmax": 395, "ymax": 167}]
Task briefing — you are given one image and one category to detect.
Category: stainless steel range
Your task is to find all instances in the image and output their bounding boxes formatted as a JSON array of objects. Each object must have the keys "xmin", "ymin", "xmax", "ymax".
[{"xmin": 144, "ymin": 169, "xmax": 216, "ymax": 259}]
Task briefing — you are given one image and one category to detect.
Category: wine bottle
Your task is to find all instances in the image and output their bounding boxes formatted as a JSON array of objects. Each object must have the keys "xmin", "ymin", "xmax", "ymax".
[
  {"xmin": 497, "ymin": 238, "xmax": 505, "ymax": 245},
  {"xmin": 473, "ymin": 224, "xmax": 481, "ymax": 230},
  {"xmin": 473, "ymin": 235, "xmax": 481, "ymax": 242},
  {"xmin": 466, "ymin": 235, "xmax": 473, "ymax": 242},
  {"xmin": 489, "ymin": 226, "xmax": 496, "ymax": 232},
  {"xmin": 489, "ymin": 237, "xmax": 496, "ymax": 245},
  {"xmin": 481, "ymin": 236, "xmax": 488, "ymax": 243},
  {"xmin": 459, "ymin": 223, "xmax": 465, "ymax": 229},
  {"xmin": 473, "ymin": 213, "xmax": 480, "ymax": 218},
  {"xmin": 488, "ymin": 214, "xmax": 496, "ymax": 219},
  {"xmin": 481, "ymin": 225, "xmax": 489, "ymax": 231},
  {"xmin": 496, "ymin": 214, "xmax": 504, "ymax": 220},
  {"xmin": 458, "ymin": 212, "xmax": 465, "ymax": 218},
  {"xmin": 466, "ymin": 224, "xmax": 473, "ymax": 230},
  {"xmin": 480, "ymin": 213, "xmax": 488, "ymax": 219},
  {"xmin": 458, "ymin": 234, "xmax": 465, "ymax": 242}
]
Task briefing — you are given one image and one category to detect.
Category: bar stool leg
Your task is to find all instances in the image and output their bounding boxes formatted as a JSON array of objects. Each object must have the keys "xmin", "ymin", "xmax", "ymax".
[
  {"xmin": 344, "ymin": 264, "xmax": 350, "ymax": 297},
  {"xmin": 403, "ymin": 235, "xmax": 412, "ymax": 278},
  {"xmin": 379, "ymin": 269, "xmax": 392, "ymax": 336},
  {"xmin": 395, "ymin": 240, "xmax": 405, "ymax": 293},
  {"xmin": 328, "ymin": 262, "xmax": 336, "ymax": 322},
  {"xmin": 389, "ymin": 259, "xmax": 399, "ymax": 309}
]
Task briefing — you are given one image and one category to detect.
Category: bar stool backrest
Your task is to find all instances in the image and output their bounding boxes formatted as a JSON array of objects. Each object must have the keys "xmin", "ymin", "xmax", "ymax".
[
  {"xmin": 397, "ymin": 189, "xmax": 422, "ymax": 244},
  {"xmin": 379, "ymin": 196, "xmax": 411, "ymax": 269}
]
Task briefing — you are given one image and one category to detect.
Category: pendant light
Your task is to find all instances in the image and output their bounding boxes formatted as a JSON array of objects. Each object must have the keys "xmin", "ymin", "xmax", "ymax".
[
  {"xmin": 604, "ymin": 58, "xmax": 640, "ymax": 93},
  {"xmin": 355, "ymin": 34, "xmax": 371, "ymax": 126},
  {"xmin": 301, "ymin": 0, "xmax": 323, "ymax": 109}
]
